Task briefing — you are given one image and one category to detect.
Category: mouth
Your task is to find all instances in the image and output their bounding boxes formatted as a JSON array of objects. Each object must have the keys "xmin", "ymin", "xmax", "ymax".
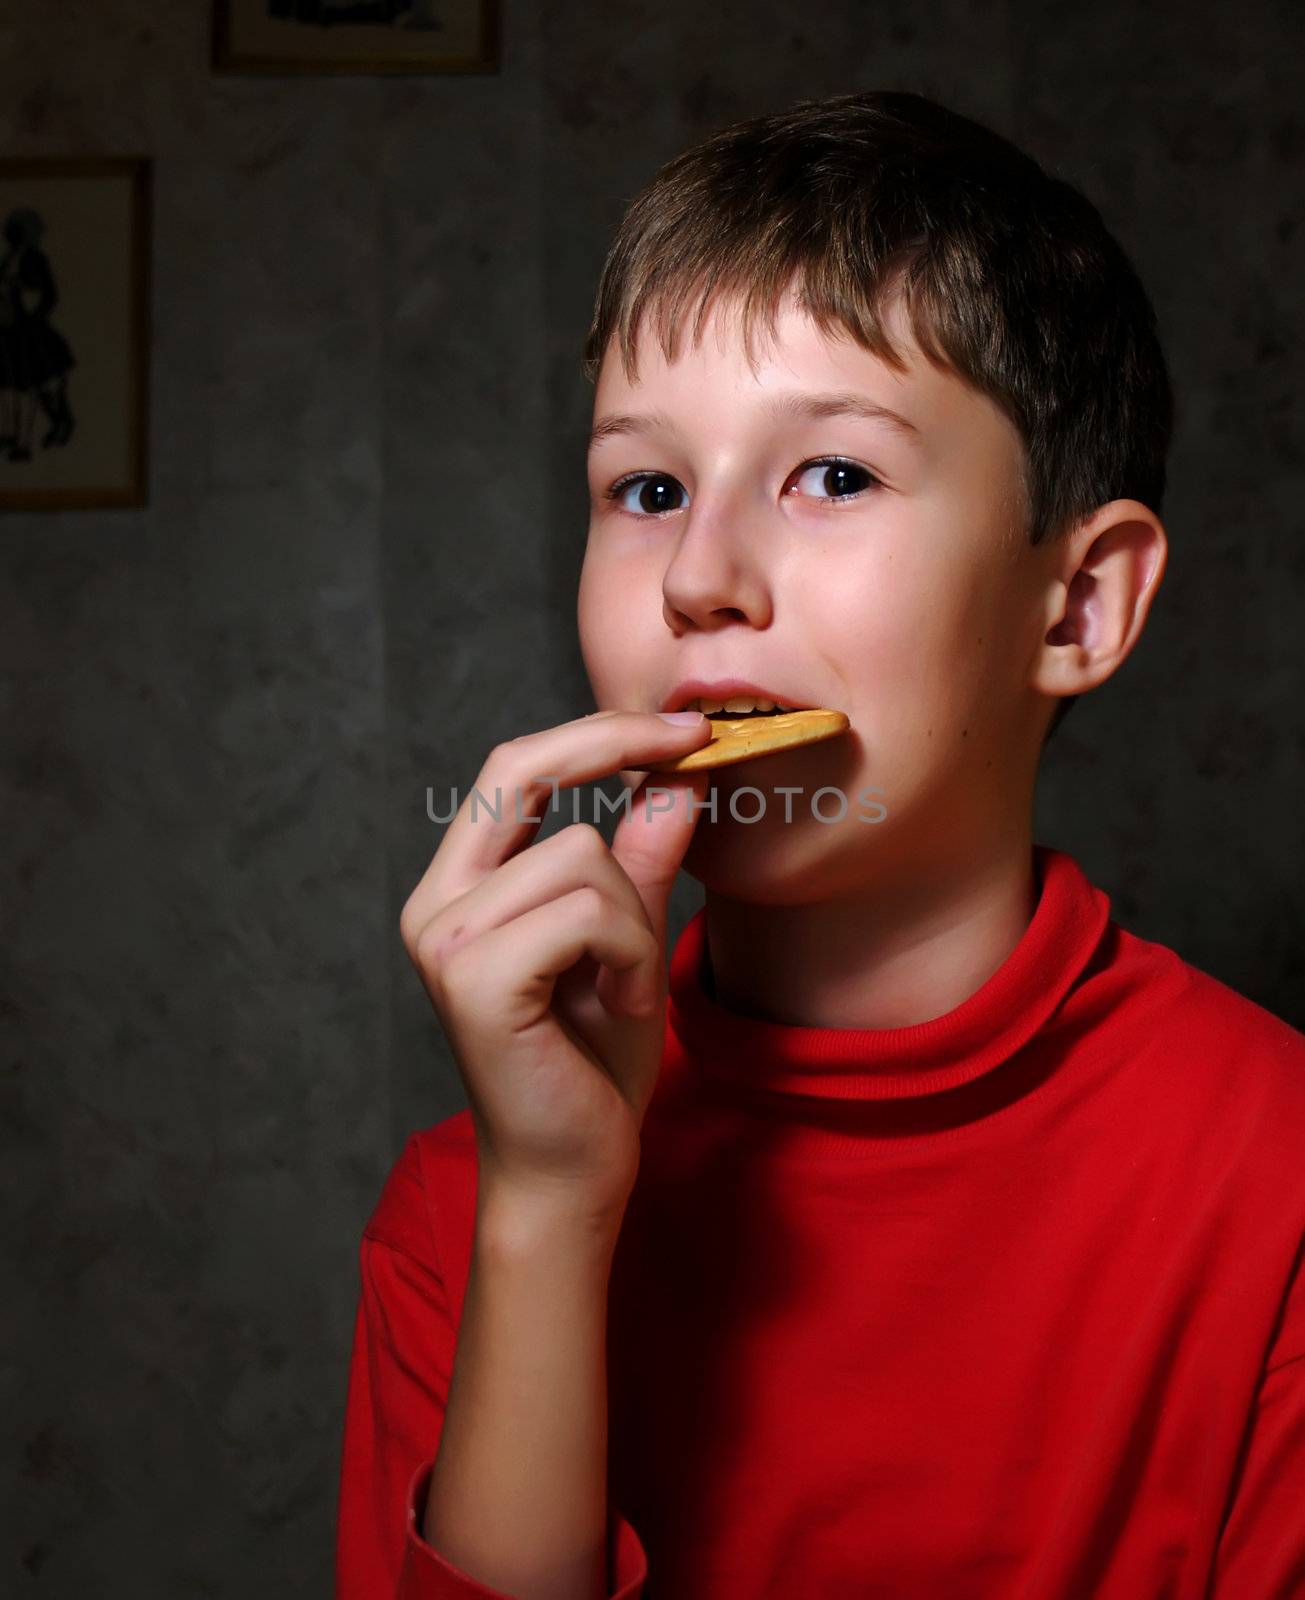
[
  {"xmin": 684, "ymin": 698, "xmax": 805, "ymax": 719},
  {"xmin": 660, "ymin": 682, "xmax": 819, "ymax": 717}
]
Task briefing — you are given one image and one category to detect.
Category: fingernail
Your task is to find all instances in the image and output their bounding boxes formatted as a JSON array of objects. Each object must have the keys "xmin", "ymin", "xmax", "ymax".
[{"xmin": 657, "ymin": 711, "xmax": 705, "ymax": 725}]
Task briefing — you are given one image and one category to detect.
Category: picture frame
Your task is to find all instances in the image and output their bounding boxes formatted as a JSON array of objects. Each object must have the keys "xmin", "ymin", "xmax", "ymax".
[
  {"xmin": 212, "ymin": 0, "xmax": 499, "ymax": 75},
  {"xmin": 0, "ymin": 157, "xmax": 151, "ymax": 512}
]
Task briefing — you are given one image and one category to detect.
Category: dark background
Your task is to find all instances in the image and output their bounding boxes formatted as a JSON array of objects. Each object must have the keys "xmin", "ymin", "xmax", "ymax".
[{"xmin": 2, "ymin": 1, "xmax": 1301, "ymax": 1592}]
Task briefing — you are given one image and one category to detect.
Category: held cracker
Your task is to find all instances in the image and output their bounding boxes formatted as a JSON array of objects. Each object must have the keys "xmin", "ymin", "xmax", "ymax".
[{"xmin": 644, "ymin": 709, "xmax": 850, "ymax": 773}]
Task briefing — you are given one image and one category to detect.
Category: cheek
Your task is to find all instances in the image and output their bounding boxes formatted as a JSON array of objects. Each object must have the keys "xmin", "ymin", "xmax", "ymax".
[
  {"xmin": 803, "ymin": 540, "xmax": 951, "ymax": 683},
  {"xmin": 577, "ymin": 546, "xmax": 650, "ymax": 700},
  {"xmin": 576, "ymin": 555, "xmax": 610, "ymax": 691},
  {"xmin": 575, "ymin": 576, "xmax": 610, "ymax": 700},
  {"xmin": 816, "ymin": 541, "xmax": 1009, "ymax": 746},
  {"xmin": 897, "ymin": 591, "xmax": 1029, "ymax": 755}
]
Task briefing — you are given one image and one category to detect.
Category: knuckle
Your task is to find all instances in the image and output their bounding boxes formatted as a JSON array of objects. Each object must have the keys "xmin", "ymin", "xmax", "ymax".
[
  {"xmin": 482, "ymin": 736, "xmax": 545, "ymax": 799},
  {"xmin": 398, "ymin": 897, "xmax": 423, "ymax": 953},
  {"xmin": 566, "ymin": 821, "xmax": 606, "ymax": 858},
  {"xmin": 413, "ymin": 916, "xmax": 462, "ymax": 977},
  {"xmin": 488, "ymin": 732, "xmax": 529, "ymax": 764},
  {"xmin": 481, "ymin": 740, "xmax": 517, "ymax": 782},
  {"xmin": 412, "ymin": 921, "xmax": 441, "ymax": 972},
  {"xmin": 421, "ymin": 935, "xmax": 482, "ymax": 1013},
  {"xmin": 437, "ymin": 939, "xmax": 477, "ymax": 994},
  {"xmin": 570, "ymin": 882, "xmax": 608, "ymax": 923}
]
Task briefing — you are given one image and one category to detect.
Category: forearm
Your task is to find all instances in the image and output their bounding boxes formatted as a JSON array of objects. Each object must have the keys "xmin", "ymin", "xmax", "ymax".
[{"xmin": 421, "ymin": 1191, "xmax": 623, "ymax": 1600}]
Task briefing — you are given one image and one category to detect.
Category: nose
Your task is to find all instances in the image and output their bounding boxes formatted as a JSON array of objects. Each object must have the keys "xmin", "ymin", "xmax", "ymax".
[{"xmin": 660, "ymin": 492, "xmax": 774, "ymax": 634}]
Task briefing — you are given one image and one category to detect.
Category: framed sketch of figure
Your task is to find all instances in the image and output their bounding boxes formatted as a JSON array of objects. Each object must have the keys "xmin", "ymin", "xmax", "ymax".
[
  {"xmin": 0, "ymin": 158, "xmax": 150, "ymax": 511},
  {"xmin": 213, "ymin": 0, "xmax": 498, "ymax": 74}
]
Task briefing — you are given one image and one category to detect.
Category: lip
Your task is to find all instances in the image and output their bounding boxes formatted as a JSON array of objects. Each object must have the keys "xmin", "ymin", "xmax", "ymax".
[{"xmin": 660, "ymin": 677, "xmax": 819, "ymax": 714}]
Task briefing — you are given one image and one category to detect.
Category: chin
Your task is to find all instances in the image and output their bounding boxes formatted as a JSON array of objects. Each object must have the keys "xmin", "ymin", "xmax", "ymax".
[{"xmin": 679, "ymin": 794, "xmax": 881, "ymax": 907}]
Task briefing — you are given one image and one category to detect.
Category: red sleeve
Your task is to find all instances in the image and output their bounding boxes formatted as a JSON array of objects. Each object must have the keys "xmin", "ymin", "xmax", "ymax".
[
  {"xmin": 1209, "ymin": 1247, "xmax": 1305, "ymax": 1597},
  {"xmin": 334, "ymin": 1134, "xmax": 649, "ymax": 1599}
]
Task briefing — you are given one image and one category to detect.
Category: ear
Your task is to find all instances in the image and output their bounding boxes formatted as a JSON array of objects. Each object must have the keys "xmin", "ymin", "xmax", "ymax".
[{"xmin": 1032, "ymin": 499, "xmax": 1168, "ymax": 704}]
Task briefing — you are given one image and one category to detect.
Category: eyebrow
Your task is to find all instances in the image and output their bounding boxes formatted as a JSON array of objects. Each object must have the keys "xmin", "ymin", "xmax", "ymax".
[{"xmin": 587, "ymin": 390, "xmax": 923, "ymax": 453}]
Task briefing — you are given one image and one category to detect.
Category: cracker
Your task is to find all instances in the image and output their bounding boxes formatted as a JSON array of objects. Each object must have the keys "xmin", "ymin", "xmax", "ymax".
[{"xmin": 645, "ymin": 708, "xmax": 850, "ymax": 773}]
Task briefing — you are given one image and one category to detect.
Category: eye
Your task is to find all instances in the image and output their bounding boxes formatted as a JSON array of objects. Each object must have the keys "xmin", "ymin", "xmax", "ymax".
[
  {"xmin": 786, "ymin": 457, "xmax": 883, "ymax": 503},
  {"xmin": 603, "ymin": 456, "xmax": 883, "ymax": 519},
  {"xmin": 606, "ymin": 472, "xmax": 686, "ymax": 517}
]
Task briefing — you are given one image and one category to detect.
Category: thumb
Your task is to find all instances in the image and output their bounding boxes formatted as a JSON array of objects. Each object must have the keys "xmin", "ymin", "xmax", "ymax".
[{"xmin": 609, "ymin": 768, "xmax": 710, "ymax": 965}]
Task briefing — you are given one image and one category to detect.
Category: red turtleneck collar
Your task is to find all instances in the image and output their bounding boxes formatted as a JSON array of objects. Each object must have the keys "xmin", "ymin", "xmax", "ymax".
[{"xmin": 663, "ymin": 845, "xmax": 1122, "ymax": 1150}]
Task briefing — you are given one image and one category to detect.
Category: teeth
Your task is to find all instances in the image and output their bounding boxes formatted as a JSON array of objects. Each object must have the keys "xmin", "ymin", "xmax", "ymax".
[{"xmin": 688, "ymin": 695, "xmax": 793, "ymax": 714}]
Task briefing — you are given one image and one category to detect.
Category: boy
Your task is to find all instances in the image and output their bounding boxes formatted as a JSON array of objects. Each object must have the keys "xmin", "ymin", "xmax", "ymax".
[{"xmin": 335, "ymin": 91, "xmax": 1305, "ymax": 1599}]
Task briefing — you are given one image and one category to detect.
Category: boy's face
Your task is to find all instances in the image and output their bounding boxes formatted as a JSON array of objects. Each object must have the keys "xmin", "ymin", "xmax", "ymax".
[{"xmin": 578, "ymin": 287, "xmax": 1057, "ymax": 902}]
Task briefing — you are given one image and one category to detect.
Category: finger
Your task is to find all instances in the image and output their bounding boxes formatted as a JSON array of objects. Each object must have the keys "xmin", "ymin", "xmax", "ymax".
[
  {"xmin": 607, "ymin": 768, "xmax": 711, "ymax": 972},
  {"xmin": 405, "ymin": 822, "xmax": 659, "ymax": 1009},
  {"xmin": 437, "ymin": 884, "xmax": 658, "ymax": 1039},
  {"xmin": 400, "ymin": 712, "xmax": 709, "ymax": 946}
]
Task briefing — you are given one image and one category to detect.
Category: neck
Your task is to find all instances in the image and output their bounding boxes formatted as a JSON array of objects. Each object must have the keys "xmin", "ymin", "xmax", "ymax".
[{"xmin": 703, "ymin": 825, "xmax": 1040, "ymax": 1031}]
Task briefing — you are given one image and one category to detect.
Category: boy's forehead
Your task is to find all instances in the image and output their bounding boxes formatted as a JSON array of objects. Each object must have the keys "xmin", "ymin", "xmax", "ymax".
[{"xmin": 592, "ymin": 292, "xmax": 989, "ymax": 446}]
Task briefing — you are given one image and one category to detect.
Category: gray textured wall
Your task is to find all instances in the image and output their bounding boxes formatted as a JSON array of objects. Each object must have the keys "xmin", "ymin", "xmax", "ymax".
[{"xmin": 2, "ymin": 1, "xmax": 1301, "ymax": 1593}]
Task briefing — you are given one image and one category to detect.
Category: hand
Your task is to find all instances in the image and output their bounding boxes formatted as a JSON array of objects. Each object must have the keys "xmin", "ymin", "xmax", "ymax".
[{"xmin": 399, "ymin": 710, "xmax": 712, "ymax": 1224}]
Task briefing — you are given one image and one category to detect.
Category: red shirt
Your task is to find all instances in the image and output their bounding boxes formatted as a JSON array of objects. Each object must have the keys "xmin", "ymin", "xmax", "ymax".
[{"xmin": 335, "ymin": 844, "xmax": 1305, "ymax": 1598}]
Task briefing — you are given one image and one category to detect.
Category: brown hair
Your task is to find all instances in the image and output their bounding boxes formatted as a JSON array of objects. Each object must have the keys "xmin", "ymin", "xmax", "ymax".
[{"xmin": 581, "ymin": 91, "xmax": 1174, "ymax": 742}]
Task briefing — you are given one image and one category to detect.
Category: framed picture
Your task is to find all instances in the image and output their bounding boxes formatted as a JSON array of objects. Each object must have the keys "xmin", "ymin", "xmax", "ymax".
[
  {"xmin": 213, "ymin": 0, "xmax": 499, "ymax": 75},
  {"xmin": 0, "ymin": 158, "xmax": 150, "ymax": 512}
]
